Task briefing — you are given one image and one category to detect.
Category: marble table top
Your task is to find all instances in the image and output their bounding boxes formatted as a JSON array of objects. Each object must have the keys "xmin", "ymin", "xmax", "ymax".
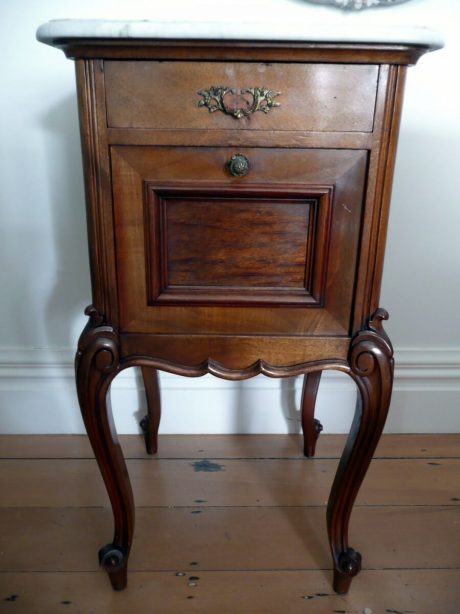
[{"xmin": 36, "ymin": 19, "xmax": 444, "ymax": 50}]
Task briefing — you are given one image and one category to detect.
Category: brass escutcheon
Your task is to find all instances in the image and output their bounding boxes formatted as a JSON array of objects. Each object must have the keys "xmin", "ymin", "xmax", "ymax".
[{"xmin": 197, "ymin": 86, "xmax": 281, "ymax": 119}]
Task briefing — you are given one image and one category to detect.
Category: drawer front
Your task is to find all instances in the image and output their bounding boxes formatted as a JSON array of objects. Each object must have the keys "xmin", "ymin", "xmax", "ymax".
[
  {"xmin": 105, "ymin": 61, "xmax": 378, "ymax": 132},
  {"xmin": 112, "ymin": 146, "xmax": 367, "ymax": 337}
]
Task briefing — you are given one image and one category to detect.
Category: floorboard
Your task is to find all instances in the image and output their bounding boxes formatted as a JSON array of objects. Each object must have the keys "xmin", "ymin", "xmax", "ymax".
[
  {"xmin": 0, "ymin": 506, "xmax": 459, "ymax": 572},
  {"xmin": 0, "ymin": 434, "xmax": 459, "ymax": 613},
  {"xmin": 1, "ymin": 570, "xmax": 459, "ymax": 614},
  {"xmin": 1, "ymin": 457, "xmax": 459, "ymax": 507},
  {"xmin": 1, "ymin": 433, "xmax": 460, "ymax": 459}
]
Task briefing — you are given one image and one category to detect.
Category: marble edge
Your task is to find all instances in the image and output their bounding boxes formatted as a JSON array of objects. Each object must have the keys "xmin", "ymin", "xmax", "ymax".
[{"xmin": 36, "ymin": 20, "xmax": 444, "ymax": 50}]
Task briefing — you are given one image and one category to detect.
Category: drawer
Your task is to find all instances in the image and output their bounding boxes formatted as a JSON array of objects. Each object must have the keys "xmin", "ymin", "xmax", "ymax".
[
  {"xmin": 111, "ymin": 146, "xmax": 367, "ymax": 337},
  {"xmin": 104, "ymin": 61, "xmax": 378, "ymax": 132}
]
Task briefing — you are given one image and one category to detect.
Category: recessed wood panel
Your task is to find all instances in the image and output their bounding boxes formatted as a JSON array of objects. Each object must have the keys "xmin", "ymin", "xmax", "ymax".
[
  {"xmin": 145, "ymin": 185, "xmax": 331, "ymax": 306},
  {"xmin": 105, "ymin": 61, "xmax": 378, "ymax": 132},
  {"xmin": 164, "ymin": 198, "xmax": 312, "ymax": 288}
]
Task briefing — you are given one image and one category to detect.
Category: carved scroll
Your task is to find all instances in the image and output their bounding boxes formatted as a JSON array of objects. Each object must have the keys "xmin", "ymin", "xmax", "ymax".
[{"xmin": 75, "ymin": 306, "xmax": 133, "ymax": 590}]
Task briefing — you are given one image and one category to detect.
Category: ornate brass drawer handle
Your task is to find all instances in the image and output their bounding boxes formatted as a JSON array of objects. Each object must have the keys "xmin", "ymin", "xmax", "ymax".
[
  {"xmin": 197, "ymin": 86, "xmax": 281, "ymax": 119},
  {"xmin": 227, "ymin": 153, "xmax": 250, "ymax": 177}
]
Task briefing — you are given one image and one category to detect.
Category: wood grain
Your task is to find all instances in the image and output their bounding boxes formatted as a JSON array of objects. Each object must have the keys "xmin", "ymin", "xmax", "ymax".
[
  {"xmin": 61, "ymin": 39, "xmax": 432, "ymax": 65},
  {"xmin": 144, "ymin": 186, "xmax": 332, "ymax": 307},
  {"xmin": 104, "ymin": 61, "xmax": 378, "ymax": 132},
  {"xmin": 119, "ymin": 335, "xmax": 350, "ymax": 369},
  {"xmin": 112, "ymin": 146, "xmax": 366, "ymax": 336},
  {"xmin": 2, "ymin": 458, "xmax": 459, "ymax": 508},
  {"xmin": 1, "ymin": 506, "xmax": 459, "ymax": 572},
  {"xmin": 75, "ymin": 60, "xmax": 118, "ymax": 324},
  {"xmin": 106, "ymin": 127, "xmax": 374, "ymax": 149},
  {"xmin": 1, "ymin": 570, "xmax": 459, "ymax": 614},
  {"xmin": 2, "ymin": 434, "xmax": 459, "ymax": 460}
]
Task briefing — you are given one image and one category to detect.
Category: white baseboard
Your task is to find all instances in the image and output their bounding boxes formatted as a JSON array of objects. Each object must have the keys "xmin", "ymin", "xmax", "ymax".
[{"xmin": 0, "ymin": 347, "xmax": 459, "ymax": 434}]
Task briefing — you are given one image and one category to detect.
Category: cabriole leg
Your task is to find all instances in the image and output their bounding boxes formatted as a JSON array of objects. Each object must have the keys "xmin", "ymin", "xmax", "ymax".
[
  {"xmin": 139, "ymin": 367, "xmax": 161, "ymax": 455},
  {"xmin": 75, "ymin": 306, "xmax": 134, "ymax": 591},
  {"xmin": 300, "ymin": 371, "xmax": 323, "ymax": 457},
  {"xmin": 327, "ymin": 309, "xmax": 394, "ymax": 594}
]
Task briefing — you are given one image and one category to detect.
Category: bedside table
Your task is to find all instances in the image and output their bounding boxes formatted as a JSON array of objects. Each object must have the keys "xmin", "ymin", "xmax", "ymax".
[{"xmin": 37, "ymin": 20, "xmax": 441, "ymax": 594}]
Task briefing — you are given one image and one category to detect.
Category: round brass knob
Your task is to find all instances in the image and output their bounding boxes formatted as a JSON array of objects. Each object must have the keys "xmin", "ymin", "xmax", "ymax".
[{"xmin": 228, "ymin": 154, "xmax": 250, "ymax": 177}]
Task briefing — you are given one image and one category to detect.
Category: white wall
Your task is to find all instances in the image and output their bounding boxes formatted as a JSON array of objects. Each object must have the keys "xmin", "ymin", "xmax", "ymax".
[{"xmin": 1, "ymin": 0, "xmax": 459, "ymax": 434}]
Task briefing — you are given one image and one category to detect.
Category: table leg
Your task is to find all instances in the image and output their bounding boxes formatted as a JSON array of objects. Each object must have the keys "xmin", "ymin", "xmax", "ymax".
[
  {"xmin": 75, "ymin": 306, "xmax": 134, "ymax": 591},
  {"xmin": 139, "ymin": 367, "xmax": 161, "ymax": 455},
  {"xmin": 326, "ymin": 309, "xmax": 394, "ymax": 594},
  {"xmin": 300, "ymin": 371, "xmax": 323, "ymax": 457}
]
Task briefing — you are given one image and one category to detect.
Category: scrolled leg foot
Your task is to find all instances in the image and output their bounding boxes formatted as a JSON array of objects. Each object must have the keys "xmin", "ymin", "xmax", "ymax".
[
  {"xmin": 139, "ymin": 414, "xmax": 149, "ymax": 435},
  {"xmin": 314, "ymin": 418, "xmax": 323, "ymax": 437},
  {"xmin": 99, "ymin": 543, "xmax": 128, "ymax": 590},
  {"xmin": 75, "ymin": 306, "xmax": 134, "ymax": 591},
  {"xmin": 333, "ymin": 548, "xmax": 362, "ymax": 594},
  {"xmin": 99, "ymin": 543, "xmax": 126, "ymax": 572},
  {"xmin": 327, "ymin": 309, "xmax": 394, "ymax": 594}
]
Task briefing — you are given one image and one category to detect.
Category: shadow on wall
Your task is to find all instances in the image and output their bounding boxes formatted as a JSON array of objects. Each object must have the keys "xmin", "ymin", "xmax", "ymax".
[
  {"xmin": 131, "ymin": 373, "xmax": 306, "ymax": 436},
  {"xmin": 41, "ymin": 93, "xmax": 91, "ymax": 348},
  {"xmin": 233, "ymin": 377, "xmax": 303, "ymax": 434},
  {"xmin": 382, "ymin": 125, "xmax": 460, "ymax": 345}
]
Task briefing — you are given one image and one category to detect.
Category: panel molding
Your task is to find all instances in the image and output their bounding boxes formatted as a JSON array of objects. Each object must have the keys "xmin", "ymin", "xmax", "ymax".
[{"xmin": 144, "ymin": 183, "xmax": 333, "ymax": 307}]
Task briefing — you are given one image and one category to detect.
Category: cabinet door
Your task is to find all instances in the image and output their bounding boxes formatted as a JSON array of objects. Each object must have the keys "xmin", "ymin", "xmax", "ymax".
[{"xmin": 112, "ymin": 146, "xmax": 367, "ymax": 336}]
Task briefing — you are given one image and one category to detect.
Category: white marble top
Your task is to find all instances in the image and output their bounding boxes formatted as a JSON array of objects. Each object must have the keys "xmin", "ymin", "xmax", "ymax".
[{"xmin": 36, "ymin": 20, "xmax": 444, "ymax": 50}]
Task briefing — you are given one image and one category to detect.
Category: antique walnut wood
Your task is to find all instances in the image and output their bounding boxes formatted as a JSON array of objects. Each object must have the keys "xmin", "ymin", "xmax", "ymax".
[
  {"xmin": 38, "ymin": 27, "xmax": 437, "ymax": 594},
  {"xmin": 139, "ymin": 368, "xmax": 161, "ymax": 456},
  {"xmin": 301, "ymin": 371, "xmax": 323, "ymax": 458}
]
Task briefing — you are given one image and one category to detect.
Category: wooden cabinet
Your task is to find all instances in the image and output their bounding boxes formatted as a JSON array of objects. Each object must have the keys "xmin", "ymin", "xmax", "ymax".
[{"xmin": 37, "ymin": 22, "xmax": 439, "ymax": 595}]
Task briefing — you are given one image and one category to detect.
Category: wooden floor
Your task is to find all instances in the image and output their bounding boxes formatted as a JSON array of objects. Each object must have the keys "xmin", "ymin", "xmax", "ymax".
[{"xmin": 0, "ymin": 434, "xmax": 459, "ymax": 613}]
